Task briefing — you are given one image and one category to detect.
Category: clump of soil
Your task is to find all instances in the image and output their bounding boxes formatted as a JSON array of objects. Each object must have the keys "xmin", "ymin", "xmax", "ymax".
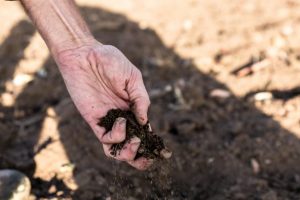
[{"xmin": 98, "ymin": 109, "xmax": 171, "ymax": 159}]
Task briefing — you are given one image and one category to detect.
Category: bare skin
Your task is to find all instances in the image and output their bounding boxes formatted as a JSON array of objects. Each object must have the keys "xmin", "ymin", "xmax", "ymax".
[{"xmin": 19, "ymin": 0, "xmax": 152, "ymax": 170}]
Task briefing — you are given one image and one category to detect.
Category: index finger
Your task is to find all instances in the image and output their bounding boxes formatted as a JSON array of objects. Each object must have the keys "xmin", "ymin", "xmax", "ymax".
[{"xmin": 94, "ymin": 117, "xmax": 126, "ymax": 144}]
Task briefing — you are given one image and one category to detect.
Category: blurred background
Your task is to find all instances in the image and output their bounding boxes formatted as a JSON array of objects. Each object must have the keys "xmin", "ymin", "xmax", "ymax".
[{"xmin": 1, "ymin": 0, "xmax": 300, "ymax": 199}]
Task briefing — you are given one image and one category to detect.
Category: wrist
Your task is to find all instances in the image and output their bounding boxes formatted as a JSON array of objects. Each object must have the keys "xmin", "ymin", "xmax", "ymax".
[
  {"xmin": 51, "ymin": 35, "xmax": 98, "ymax": 58},
  {"xmin": 20, "ymin": 0, "xmax": 98, "ymax": 58}
]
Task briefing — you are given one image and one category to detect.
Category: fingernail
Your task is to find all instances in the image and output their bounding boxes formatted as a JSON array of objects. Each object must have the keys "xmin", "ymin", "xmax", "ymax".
[
  {"xmin": 114, "ymin": 117, "xmax": 126, "ymax": 126},
  {"xmin": 116, "ymin": 117, "xmax": 126, "ymax": 124}
]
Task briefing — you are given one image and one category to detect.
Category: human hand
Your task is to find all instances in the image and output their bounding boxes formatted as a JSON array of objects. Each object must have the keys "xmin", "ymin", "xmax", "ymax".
[{"xmin": 55, "ymin": 41, "xmax": 152, "ymax": 170}]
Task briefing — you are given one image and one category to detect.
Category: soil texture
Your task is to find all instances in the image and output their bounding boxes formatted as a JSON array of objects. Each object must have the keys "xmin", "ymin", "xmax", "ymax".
[
  {"xmin": 98, "ymin": 109, "xmax": 166, "ymax": 159},
  {"xmin": 2, "ymin": 0, "xmax": 300, "ymax": 199}
]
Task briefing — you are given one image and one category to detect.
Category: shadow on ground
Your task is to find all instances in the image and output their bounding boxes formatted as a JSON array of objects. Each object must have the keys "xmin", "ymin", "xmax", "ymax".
[{"xmin": 1, "ymin": 6, "xmax": 300, "ymax": 200}]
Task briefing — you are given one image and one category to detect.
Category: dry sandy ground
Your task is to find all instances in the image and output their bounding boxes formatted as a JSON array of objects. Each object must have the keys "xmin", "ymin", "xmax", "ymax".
[{"xmin": 1, "ymin": 0, "xmax": 300, "ymax": 199}]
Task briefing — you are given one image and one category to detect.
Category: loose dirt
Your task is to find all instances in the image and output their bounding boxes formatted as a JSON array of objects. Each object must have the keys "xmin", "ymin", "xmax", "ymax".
[
  {"xmin": 98, "ymin": 109, "xmax": 167, "ymax": 159},
  {"xmin": 2, "ymin": 0, "xmax": 300, "ymax": 199}
]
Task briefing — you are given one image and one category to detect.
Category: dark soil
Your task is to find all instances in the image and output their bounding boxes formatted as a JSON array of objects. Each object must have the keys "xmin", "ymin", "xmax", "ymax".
[
  {"xmin": 98, "ymin": 109, "xmax": 166, "ymax": 159},
  {"xmin": 3, "ymin": 1, "xmax": 300, "ymax": 199}
]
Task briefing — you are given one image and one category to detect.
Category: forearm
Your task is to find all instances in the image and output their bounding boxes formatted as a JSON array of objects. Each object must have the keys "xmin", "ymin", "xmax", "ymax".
[{"xmin": 20, "ymin": 0, "xmax": 95, "ymax": 57}]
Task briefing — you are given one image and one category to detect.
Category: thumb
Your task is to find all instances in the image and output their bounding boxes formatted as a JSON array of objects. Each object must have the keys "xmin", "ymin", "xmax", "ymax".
[{"xmin": 127, "ymin": 71, "xmax": 150, "ymax": 125}]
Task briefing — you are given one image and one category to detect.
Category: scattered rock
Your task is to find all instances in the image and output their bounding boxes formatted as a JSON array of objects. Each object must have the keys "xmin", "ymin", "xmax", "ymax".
[
  {"xmin": 48, "ymin": 184, "xmax": 57, "ymax": 194},
  {"xmin": 0, "ymin": 169, "xmax": 31, "ymax": 200},
  {"xmin": 36, "ymin": 68, "xmax": 47, "ymax": 79},
  {"xmin": 1, "ymin": 92, "xmax": 14, "ymax": 107},
  {"xmin": 182, "ymin": 19, "xmax": 193, "ymax": 31},
  {"xmin": 210, "ymin": 89, "xmax": 231, "ymax": 99},
  {"xmin": 253, "ymin": 92, "xmax": 273, "ymax": 101},
  {"xmin": 281, "ymin": 25, "xmax": 293, "ymax": 36},
  {"xmin": 12, "ymin": 74, "xmax": 34, "ymax": 86},
  {"xmin": 251, "ymin": 158, "xmax": 260, "ymax": 174},
  {"xmin": 149, "ymin": 85, "xmax": 172, "ymax": 98},
  {"xmin": 160, "ymin": 149, "xmax": 173, "ymax": 159}
]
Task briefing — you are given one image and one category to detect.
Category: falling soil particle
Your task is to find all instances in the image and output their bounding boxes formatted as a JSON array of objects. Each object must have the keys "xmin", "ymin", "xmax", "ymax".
[{"xmin": 98, "ymin": 109, "xmax": 171, "ymax": 159}]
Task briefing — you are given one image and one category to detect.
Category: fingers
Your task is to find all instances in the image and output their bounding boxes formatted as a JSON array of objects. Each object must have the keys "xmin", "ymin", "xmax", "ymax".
[
  {"xmin": 103, "ymin": 138, "xmax": 153, "ymax": 170},
  {"xmin": 132, "ymin": 93, "xmax": 150, "ymax": 125},
  {"xmin": 128, "ymin": 71, "xmax": 151, "ymax": 125},
  {"xmin": 103, "ymin": 137, "xmax": 141, "ymax": 161},
  {"xmin": 100, "ymin": 117, "xmax": 126, "ymax": 144},
  {"xmin": 118, "ymin": 137, "xmax": 141, "ymax": 161},
  {"xmin": 128, "ymin": 157, "xmax": 154, "ymax": 171}
]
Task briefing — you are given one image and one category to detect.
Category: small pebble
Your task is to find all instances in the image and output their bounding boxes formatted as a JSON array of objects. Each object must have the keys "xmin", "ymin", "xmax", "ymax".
[
  {"xmin": 251, "ymin": 158, "xmax": 260, "ymax": 174},
  {"xmin": 253, "ymin": 92, "xmax": 273, "ymax": 101},
  {"xmin": 210, "ymin": 89, "xmax": 231, "ymax": 99},
  {"xmin": 160, "ymin": 149, "xmax": 172, "ymax": 159},
  {"xmin": 0, "ymin": 169, "xmax": 31, "ymax": 200},
  {"xmin": 36, "ymin": 68, "xmax": 48, "ymax": 78}
]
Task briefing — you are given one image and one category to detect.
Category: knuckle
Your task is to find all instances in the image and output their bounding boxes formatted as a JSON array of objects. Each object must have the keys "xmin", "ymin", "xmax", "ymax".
[
  {"xmin": 127, "ymin": 154, "xmax": 136, "ymax": 161},
  {"xmin": 111, "ymin": 129, "xmax": 125, "ymax": 143},
  {"xmin": 135, "ymin": 97, "xmax": 150, "ymax": 112},
  {"xmin": 120, "ymin": 152, "xmax": 134, "ymax": 161},
  {"xmin": 104, "ymin": 44, "xmax": 118, "ymax": 51},
  {"xmin": 144, "ymin": 97, "xmax": 151, "ymax": 107},
  {"xmin": 99, "ymin": 131, "xmax": 110, "ymax": 143},
  {"xmin": 135, "ymin": 69, "xmax": 143, "ymax": 79},
  {"xmin": 101, "ymin": 45, "xmax": 120, "ymax": 57},
  {"xmin": 118, "ymin": 134, "xmax": 126, "ymax": 143},
  {"xmin": 125, "ymin": 148, "xmax": 135, "ymax": 159}
]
